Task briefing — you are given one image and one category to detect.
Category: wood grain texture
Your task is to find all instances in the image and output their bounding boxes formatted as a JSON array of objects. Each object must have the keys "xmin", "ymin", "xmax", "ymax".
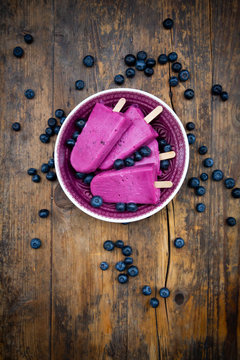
[{"xmin": 0, "ymin": 0, "xmax": 239, "ymax": 359}]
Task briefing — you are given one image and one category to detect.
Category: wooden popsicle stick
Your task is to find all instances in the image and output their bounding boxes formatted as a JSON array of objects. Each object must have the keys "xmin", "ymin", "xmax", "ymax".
[
  {"xmin": 144, "ymin": 106, "xmax": 163, "ymax": 124},
  {"xmin": 154, "ymin": 181, "xmax": 173, "ymax": 188},
  {"xmin": 113, "ymin": 98, "xmax": 126, "ymax": 112},
  {"xmin": 159, "ymin": 151, "xmax": 176, "ymax": 160}
]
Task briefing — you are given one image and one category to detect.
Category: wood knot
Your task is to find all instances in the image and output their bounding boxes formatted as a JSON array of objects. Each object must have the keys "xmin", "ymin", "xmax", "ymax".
[
  {"xmin": 54, "ymin": 184, "xmax": 74, "ymax": 209},
  {"xmin": 174, "ymin": 292, "xmax": 184, "ymax": 305}
]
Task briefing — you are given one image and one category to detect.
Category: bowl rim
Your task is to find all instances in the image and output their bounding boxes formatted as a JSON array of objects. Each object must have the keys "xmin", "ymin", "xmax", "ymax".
[{"xmin": 55, "ymin": 88, "xmax": 189, "ymax": 223}]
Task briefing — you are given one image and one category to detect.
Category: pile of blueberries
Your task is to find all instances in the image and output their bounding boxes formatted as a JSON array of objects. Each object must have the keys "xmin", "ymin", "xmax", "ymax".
[
  {"xmin": 39, "ymin": 109, "xmax": 66, "ymax": 144},
  {"xmin": 27, "ymin": 156, "xmax": 56, "ymax": 183}
]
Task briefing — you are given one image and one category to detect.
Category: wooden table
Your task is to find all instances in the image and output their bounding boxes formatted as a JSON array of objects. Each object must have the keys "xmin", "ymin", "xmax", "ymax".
[{"xmin": 1, "ymin": 0, "xmax": 239, "ymax": 359}]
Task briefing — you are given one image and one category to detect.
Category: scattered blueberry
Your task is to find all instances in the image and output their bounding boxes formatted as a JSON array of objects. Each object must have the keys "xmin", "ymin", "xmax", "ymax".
[
  {"xmin": 48, "ymin": 158, "xmax": 54, "ymax": 168},
  {"xmin": 115, "ymin": 240, "xmax": 124, "ymax": 248},
  {"xmin": 232, "ymin": 188, "xmax": 240, "ymax": 199},
  {"xmin": 144, "ymin": 67, "xmax": 154, "ymax": 77},
  {"xmin": 158, "ymin": 138, "xmax": 167, "ymax": 149},
  {"xmin": 122, "ymin": 245, "xmax": 132, "ymax": 256},
  {"xmin": 163, "ymin": 18, "xmax": 174, "ymax": 29},
  {"xmin": 139, "ymin": 146, "xmax": 151, "ymax": 157},
  {"xmin": 114, "ymin": 159, "xmax": 125, "ymax": 170},
  {"xmin": 124, "ymin": 257, "xmax": 133, "ymax": 265},
  {"xmin": 200, "ymin": 173, "xmax": 208, "ymax": 181},
  {"xmin": 65, "ymin": 139, "xmax": 75, "ymax": 148},
  {"xmin": 172, "ymin": 62, "xmax": 182, "ymax": 72},
  {"xmin": 24, "ymin": 33, "xmax": 33, "ymax": 44},
  {"xmin": 127, "ymin": 265, "xmax": 139, "ymax": 277},
  {"xmin": 75, "ymin": 119, "xmax": 86, "ymax": 130},
  {"xmin": 187, "ymin": 133, "xmax": 196, "ymax": 145},
  {"xmin": 12, "ymin": 122, "xmax": 21, "ymax": 131},
  {"xmin": 160, "ymin": 159, "xmax": 170, "ymax": 170},
  {"xmin": 224, "ymin": 178, "xmax": 235, "ymax": 189},
  {"xmin": 150, "ymin": 298, "xmax": 159, "ymax": 308},
  {"xmin": 179, "ymin": 69, "xmax": 190, "ymax": 82},
  {"xmin": 39, "ymin": 209, "xmax": 49, "ymax": 218},
  {"xmin": 100, "ymin": 262, "xmax": 109, "ymax": 271},
  {"xmin": 184, "ymin": 89, "xmax": 195, "ymax": 100},
  {"xmin": 188, "ymin": 177, "xmax": 200, "ymax": 188},
  {"xmin": 212, "ymin": 169, "xmax": 224, "ymax": 181},
  {"xmin": 91, "ymin": 196, "xmax": 103, "ymax": 208},
  {"xmin": 83, "ymin": 55, "xmax": 94, "ymax": 67},
  {"xmin": 54, "ymin": 125, "xmax": 61, "ymax": 135},
  {"xmin": 186, "ymin": 122, "xmax": 195, "ymax": 131},
  {"xmin": 103, "ymin": 240, "xmax": 115, "ymax": 251},
  {"xmin": 39, "ymin": 134, "xmax": 50, "ymax": 143},
  {"xmin": 24, "ymin": 89, "xmax": 35, "ymax": 99},
  {"xmin": 226, "ymin": 217, "xmax": 236, "ymax": 226},
  {"xmin": 55, "ymin": 109, "xmax": 64, "ymax": 118},
  {"xmin": 169, "ymin": 76, "xmax": 178, "ymax": 87},
  {"xmin": 27, "ymin": 168, "xmax": 37, "ymax": 175},
  {"xmin": 126, "ymin": 68, "xmax": 135, "ymax": 78},
  {"xmin": 46, "ymin": 171, "xmax": 56, "ymax": 181},
  {"xmin": 124, "ymin": 54, "xmax": 136, "ymax": 66},
  {"xmin": 60, "ymin": 117, "xmax": 66, "ymax": 125},
  {"xmin": 163, "ymin": 144, "xmax": 172, "ymax": 152},
  {"xmin": 32, "ymin": 174, "xmax": 41, "ymax": 183},
  {"xmin": 174, "ymin": 237, "xmax": 185, "ymax": 248},
  {"xmin": 45, "ymin": 127, "xmax": 54, "ymax": 136},
  {"xmin": 124, "ymin": 157, "xmax": 135, "ymax": 167},
  {"xmin": 198, "ymin": 145, "xmax": 208, "ymax": 155},
  {"xmin": 168, "ymin": 52, "xmax": 178, "ymax": 62},
  {"xmin": 146, "ymin": 58, "xmax": 156, "ymax": 67},
  {"xmin": 158, "ymin": 54, "xmax": 168, "ymax": 65},
  {"xmin": 203, "ymin": 158, "xmax": 214, "ymax": 168},
  {"xmin": 221, "ymin": 91, "xmax": 229, "ymax": 101},
  {"xmin": 83, "ymin": 174, "xmax": 94, "ymax": 184},
  {"xmin": 212, "ymin": 84, "xmax": 222, "ymax": 95},
  {"xmin": 159, "ymin": 287, "xmax": 170, "ymax": 298},
  {"xmin": 195, "ymin": 186, "xmax": 206, "ymax": 196},
  {"xmin": 118, "ymin": 274, "xmax": 128, "ymax": 284},
  {"xmin": 115, "ymin": 202, "xmax": 126, "ymax": 212},
  {"xmin": 126, "ymin": 203, "xmax": 138, "ymax": 212},
  {"xmin": 142, "ymin": 285, "xmax": 152, "ymax": 296},
  {"xmin": 75, "ymin": 80, "xmax": 85, "ymax": 90},
  {"xmin": 72, "ymin": 131, "xmax": 80, "ymax": 141},
  {"xmin": 137, "ymin": 51, "xmax": 147, "ymax": 60},
  {"xmin": 75, "ymin": 172, "xmax": 86, "ymax": 179},
  {"xmin": 114, "ymin": 74, "xmax": 124, "ymax": 85},
  {"xmin": 30, "ymin": 238, "xmax": 41, "ymax": 249},
  {"xmin": 48, "ymin": 118, "xmax": 57, "ymax": 128},
  {"xmin": 13, "ymin": 46, "xmax": 24, "ymax": 58},
  {"xmin": 134, "ymin": 151, "xmax": 142, "ymax": 162},
  {"xmin": 196, "ymin": 203, "xmax": 206, "ymax": 213},
  {"xmin": 135, "ymin": 60, "xmax": 146, "ymax": 71},
  {"xmin": 115, "ymin": 261, "xmax": 126, "ymax": 272}
]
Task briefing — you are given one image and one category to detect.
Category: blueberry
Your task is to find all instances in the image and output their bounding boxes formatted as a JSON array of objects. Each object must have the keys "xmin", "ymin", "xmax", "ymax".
[
  {"xmin": 127, "ymin": 265, "xmax": 139, "ymax": 277},
  {"xmin": 146, "ymin": 58, "xmax": 156, "ymax": 67},
  {"xmin": 75, "ymin": 80, "xmax": 85, "ymax": 90},
  {"xmin": 168, "ymin": 52, "xmax": 178, "ymax": 62},
  {"xmin": 115, "ymin": 261, "xmax": 126, "ymax": 272},
  {"xmin": 163, "ymin": 18, "xmax": 174, "ymax": 29},
  {"xmin": 122, "ymin": 245, "xmax": 132, "ymax": 256},
  {"xmin": 126, "ymin": 203, "xmax": 138, "ymax": 212},
  {"xmin": 124, "ymin": 157, "xmax": 135, "ymax": 167},
  {"xmin": 24, "ymin": 33, "xmax": 33, "ymax": 44},
  {"xmin": 114, "ymin": 159, "xmax": 125, "ymax": 170},
  {"xmin": 72, "ymin": 131, "xmax": 80, "ymax": 141},
  {"xmin": 55, "ymin": 109, "xmax": 65, "ymax": 119},
  {"xmin": 174, "ymin": 237, "xmax": 185, "ymax": 248},
  {"xmin": 83, "ymin": 55, "xmax": 94, "ymax": 67},
  {"xmin": 137, "ymin": 51, "xmax": 147, "ymax": 60},
  {"xmin": 226, "ymin": 217, "xmax": 236, "ymax": 226},
  {"xmin": 221, "ymin": 91, "xmax": 228, "ymax": 101},
  {"xmin": 116, "ymin": 203, "xmax": 126, "ymax": 212},
  {"xmin": 115, "ymin": 240, "xmax": 124, "ymax": 248},
  {"xmin": 46, "ymin": 171, "xmax": 56, "ymax": 181},
  {"xmin": 39, "ymin": 209, "xmax": 49, "ymax": 218},
  {"xmin": 135, "ymin": 60, "xmax": 146, "ymax": 71},
  {"xmin": 158, "ymin": 54, "xmax": 168, "ymax": 65},
  {"xmin": 169, "ymin": 76, "xmax": 178, "ymax": 87},
  {"xmin": 172, "ymin": 62, "xmax": 182, "ymax": 72},
  {"xmin": 52, "ymin": 125, "xmax": 61, "ymax": 135},
  {"xmin": 142, "ymin": 285, "xmax": 152, "ymax": 296},
  {"xmin": 103, "ymin": 240, "xmax": 115, "ymax": 251},
  {"xmin": 75, "ymin": 172, "xmax": 86, "ymax": 179},
  {"xmin": 159, "ymin": 287, "xmax": 170, "ymax": 298},
  {"xmin": 13, "ymin": 46, "xmax": 24, "ymax": 58},
  {"xmin": 160, "ymin": 160, "xmax": 170, "ymax": 170},
  {"xmin": 100, "ymin": 262, "xmax": 109, "ymax": 271},
  {"xmin": 187, "ymin": 133, "xmax": 196, "ymax": 144},
  {"xmin": 163, "ymin": 144, "xmax": 172, "ymax": 152},
  {"xmin": 232, "ymin": 188, "xmax": 240, "ymax": 199},
  {"xmin": 118, "ymin": 274, "xmax": 128, "ymax": 284},
  {"xmin": 179, "ymin": 70, "xmax": 190, "ymax": 82},
  {"xmin": 24, "ymin": 89, "xmax": 35, "ymax": 99},
  {"xmin": 27, "ymin": 168, "xmax": 37, "ymax": 175},
  {"xmin": 150, "ymin": 298, "xmax": 159, "ymax": 308},
  {"xmin": 12, "ymin": 122, "xmax": 21, "ymax": 131},
  {"xmin": 124, "ymin": 54, "xmax": 136, "ymax": 66},
  {"xmin": 65, "ymin": 139, "xmax": 75, "ymax": 148},
  {"xmin": 114, "ymin": 74, "xmax": 124, "ymax": 85},
  {"xmin": 39, "ymin": 134, "xmax": 50, "ymax": 143},
  {"xmin": 203, "ymin": 158, "xmax": 214, "ymax": 168},
  {"xmin": 224, "ymin": 178, "xmax": 235, "ymax": 189},
  {"xmin": 30, "ymin": 238, "xmax": 41, "ymax": 249},
  {"xmin": 184, "ymin": 89, "xmax": 195, "ymax": 100},
  {"xmin": 186, "ymin": 122, "xmax": 195, "ymax": 131},
  {"xmin": 126, "ymin": 68, "xmax": 135, "ymax": 78},
  {"xmin": 48, "ymin": 118, "xmax": 57, "ymax": 128},
  {"xmin": 40, "ymin": 164, "xmax": 49, "ymax": 173},
  {"xmin": 188, "ymin": 177, "xmax": 200, "ymax": 188},
  {"xmin": 91, "ymin": 196, "xmax": 103, "ymax": 208},
  {"xmin": 134, "ymin": 151, "xmax": 142, "ymax": 161},
  {"xmin": 124, "ymin": 257, "xmax": 133, "ymax": 265},
  {"xmin": 83, "ymin": 174, "xmax": 94, "ymax": 184},
  {"xmin": 196, "ymin": 203, "xmax": 206, "ymax": 213},
  {"xmin": 198, "ymin": 145, "xmax": 208, "ymax": 155},
  {"xmin": 212, "ymin": 84, "xmax": 222, "ymax": 95},
  {"xmin": 200, "ymin": 173, "xmax": 208, "ymax": 181},
  {"xmin": 158, "ymin": 138, "xmax": 167, "ymax": 149},
  {"xmin": 48, "ymin": 158, "xmax": 54, "ymax": 168},
  {"xmin": 32, "ymin": 174, "xmax": 41, "ymax": 183},
  {"xmin": 212, "ymin": 169, "xmax": 224, "ymax": 181},
  {"xmin": 60, "ymin": 117, "xmax": 66, "ymax": 125},
  {"xmin": 45, "ymin": 127, "xmax": 54, "ymax": 136},
  {"xmin": 195, "ymin": 186, "xmax": 206, "ymax": 196},
  {"xmin": 144, "ymin": 67, "xmax": 154, "ymax": 77},
  {"xmin": 139, "ymin": 146, "xmax": 151, "ymax": 157},
  {"xmin": 75, "ymin": 119, "xmax": 86, "ymax": 130}
]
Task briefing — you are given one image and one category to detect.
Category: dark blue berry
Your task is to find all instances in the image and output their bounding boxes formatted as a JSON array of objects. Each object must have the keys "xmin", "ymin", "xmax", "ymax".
[
  {"xmin": 134, "ymin": 151, "xmax": 142, "ymax": 161},
  {"xmin": 72, "ymin": 131, "xmax": 80, "ymax": 141},
  {"xmin": 163, "ymin": 144, "xmax": 172, "ymax": 152},
  {"xmin": 27, "ymin": 168, "xmax": 37, "ymax": 175},
  {"xmin": 124, "ymin": 157, "xmax": 135, "ymax": 167},
  {"xmin": 126, "ymin": 68, "xmax": 135, "ymax": 78},
  {"xmin": 124, "ymin": 257, "xmax": 133, "ymax": 265},
  {"xmin": 212, "ymin": 170, "xmax": 224, "ymax": 181},
  {"xmin": 184, "ymin": 89, "xmax": 195, "ymax": 99},
  {"xmin": 168, "ymin": 52, "xmax": 178, "ymax": 62},
  {"xmin": 24, "ymin": 89, "xmax": 35, "ymax": 99},
  {"xmin": 60, "ymin": 117, "xmax": 66, "ymax": 125},
  {"xmin": 186, "ymin": 122, "xmax": 195, "ymax": 131},
  {"xmin": 24, "ymin": 34, "xmax": 33, "ymax": 44},
  {"xmin": 195, "ymin": 186, "xmax": 206, "ymax": 196},
  {"xmin": 45, "ymin": 127, "xmax": 54, "ymax": 136},
  {"xmin": 199, "ymin": 145, "xmax": 208, "ymax": 155},
  {"xmin": 142, "ymin": 285, "xmax": 152, "ymax": 296},
  {"xmin": 53, "ymin": 126, "xmax": 60, "ymax": 135},
  {"xmin": 232, "ymin": 188, "xmax": 240, "ymax": 198},
  {"xmin": 115, "ymin": 261, "xmax": 126, "ymax": 272},
  {"xmin": 122, "ymin": 245, "xmax": 132, "ymax": 256},
  {"xmin": 144, "ymin": 67, "xmax": 154, "ymax": 76},
  {"xmin": 48, "ymin": 158, "xmax": 54, "ymax": 168},
  {"xmin": 212, "ymin": 84, "xmax": 222, "ymax": 95},
  {"xmin": 46, "ymin": 171, "xmax": 56, "ymax": 181},
  {"xmin": 115, "ymin": 240, "xmax": 124, "ymax": 248},
  {"xmin": 137, "ymin": 51, "xmax": 147, "ymax": 60},
  {"xmin": 114, "ymin": 74, "xmax": 124, "ymax": 85},
  {"xmin": 179, "ymin": 69, "xmax": 190, "ymax": 82},
  {"xmin": 159, "ymin": 287, "xmax": 170, "ymax": 298},
  {"xmin": 196, "ymin": 203, "xmax": 206, "ymax": 213},
  {"xmin": 12, "ymin": 122, "xmax": 21, "ymax": 131},
  {"xmin": 139, "ymin": 146, "xmax": 151, "ymax": 157},
  {"xmin": 163, "ymin": 18, "xmax": 174, "ymax": 29},
  {"xmin": 66, "ymin": 139, "xmax": 75, "ymax": 148},
  {"xmin": 188, "ymin": 177, "xmax": 200, "ymax": 188},
  {"xmin": 200, "ymin": 173, "xmax": 208, "ymax": 181},
  {"xmin": 203, "ymin": 158, "xmax": 214, "ymax": 168},
  {"xmin": 83, "ymin": 55, "xmax": 94, "ymax": 67},
  {"xmin": 158, "ymin": 54, "xmax": 168, "ymax": 64},
  {"xmin": 39, "ymin": 209, "xmax": 49, "ymax": 218},
  {"xmin": 220, "ymin": 91, "xmax": 228, "ymax": 101},
  {"xmin": 150, "ymin": 298, "xmax": 159, "ymax": 308},
  {"xmin": 169, "ymin": 76, "xmax": 178, "ymax": 87},
  {"xmin": 75, "ymin": 172, "xmax": 86, "ymax": 179},
  {"xmin": 100, "ymin": 262, "xmax": 109, "ymax": 271},
  {"xmin": 146, "ymin": 58, "xmax": 156, "ymax": 67},
  {"xmin": 160, "ymin": 160, "xmax": 170, "ymax": 170},
  {"xmin": 75, "ymin": 80, "xmax": 85, "ymax": 90},
  {"xmin": 187, "ymin": 133, "xmax": 196, "ymax": 144},
  {"xmin": 127, "ymin": 265, "xmax": 139, "ymax": 277},
  {"xmin": 224, "ymin": 178, "xmax": 235, "ymax": 189},
  {"xmin": 103, "ymin": 240, "xmax": 115, "ymax": 251},
  {"xmin": 116, "ymin": 203, "xmax": 126, "ymax": 212},
  {"xmin": 48, "ymin": 118, "xmax": 57, "ymax": 128},
  {"xmin": 118, "ymin": 274, "xmax": 128, "ymax": 284},
  {"xmin": 172, "ymin": 62, "xmax": 182, "ymax": 73},
  {"xmin": 30, "ymin": 238, "xmax": 41, "ymax": 249},
  {"xmin": 226, "ymin": 217, "xmax": 236, "ymax": 226},
  {"xmin": 83, "ymin": 174, "xmax": 94, "ymax": 184},
  {"xmin": 32, "ymin": 174, "xmax": 41, "ymax": 183},
  {"xmin": 135, "ymin": 60, "xmax": 146, "ymax": 71},
  {"xmin": 126, "ymin": 203, "xmax": 138, "ymax": 212},
  {"xmin": 55, "ymin": 109, "xmax": 65, "ymax": 118},
  {"xmin": 124, "ymin": 54, "xmax": 136, "ymax": 66},
  {"xmin": 114, "ymin": 159, "xmax": 125, "ymax": 170},
  {"xmin": 75, "ymin": 119, "xmax": 86, "ymax": 130},
  {"xmin": 13, "ymin": 46, "xmax": 24, "ymax": 58},
  {"xmin": 158, "ymin": 138, "xmax": 167, "ymax": 149},
  {"xmin": 91, "ymin": 196, "xmax": 103, "ymax": 208},
  {"xmin": 174, "ymin": 237, "xmax": 185, "ymax": 248},
  {"xmin": 40, "ymin": 134, "xmax": 50, "ymax": 143}
]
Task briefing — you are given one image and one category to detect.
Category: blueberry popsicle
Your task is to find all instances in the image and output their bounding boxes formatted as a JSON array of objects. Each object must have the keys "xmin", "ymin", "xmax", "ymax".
[
  {"xmin": 99, "ymin": 105, "xmax": 162, "ymax": 170},
  {"xmin": 90, "ymin": 163, "xmax": 173, "ymax": 204},
  {"xmin": 70, "ymin": 99, "xmax": 132, "ymax": 173}
]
